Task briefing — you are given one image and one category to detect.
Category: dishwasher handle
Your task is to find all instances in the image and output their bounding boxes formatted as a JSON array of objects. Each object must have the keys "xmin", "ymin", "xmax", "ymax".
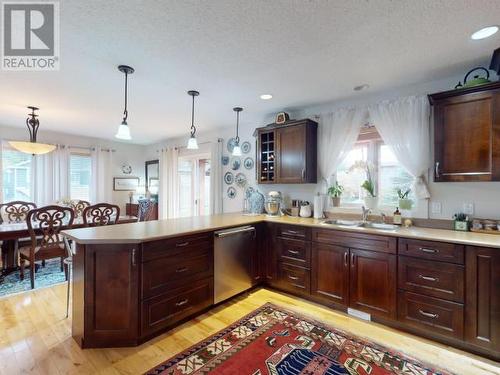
[{"xmin": 215, "ymin": 226, "xmax": 256, "ymax": 238}]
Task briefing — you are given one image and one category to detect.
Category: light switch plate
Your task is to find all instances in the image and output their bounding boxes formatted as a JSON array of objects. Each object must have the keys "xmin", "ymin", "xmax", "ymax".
[
  {"xmin": 463, "ymin": 202, "xmax": 474, "ymax": 215},
  {"xmin": 431, "ymin": 201, "xmax": 442, "ymax": 214}
]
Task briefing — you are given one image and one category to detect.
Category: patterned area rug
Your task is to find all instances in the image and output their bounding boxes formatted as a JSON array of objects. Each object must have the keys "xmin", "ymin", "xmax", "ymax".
[
  {"xmin": 0, "ymin": 258, "xmax": 66, "ymax": 298},
  {"xmin": 146, "ymin": 303, "xmax": 451, "ymax": 375}
]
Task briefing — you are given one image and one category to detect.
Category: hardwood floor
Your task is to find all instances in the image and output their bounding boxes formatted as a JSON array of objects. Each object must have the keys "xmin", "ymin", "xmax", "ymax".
[{"xmin": 0, "ymin": 284, "xmax": 498, "ymax": 375}]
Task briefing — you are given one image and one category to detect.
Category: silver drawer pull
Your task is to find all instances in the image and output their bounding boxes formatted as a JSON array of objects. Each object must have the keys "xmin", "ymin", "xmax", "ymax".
[
  {"xmin": 288, "ymin": 250, "xmax": 300, "ymax": 255},
  {"xmin": 288, "ymin": 275, "xmax": 299, "ymax": 281},
  {"xmin": 285, "ymin": 230, "xmax": 299, "ymax": 235},
  {"xmin": 419, "ymin": 310, "xmax": 439, "ymax": 319},
  {"xmin": 175, "ymin": 298, "xmax": 189, "ymax": 307},
  {"xmin": 418, "ymin": 275, "xmax": 439, "ymax": 282},
  {"xmin": 176, "ymin": 241, "xmax": 190, "ymax": 247},
  {"xmin": 176, "ymin": 266, "xmax": 188, "ymax": 273},
  {"xmin": 419, "ymin": 247, "xmax": 438, "ymax": 254}
]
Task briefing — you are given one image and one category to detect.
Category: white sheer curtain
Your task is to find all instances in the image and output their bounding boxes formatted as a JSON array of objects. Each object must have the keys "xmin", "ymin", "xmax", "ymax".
[
  {"xmin": 158, "ymin": 147, "xmax": 179, "ymax": 219},
  {"xmin": 318, "ymin": 107, "xmax": 365, "ymax": 184},
  {"xmin": 0, "ymin": 141, "xmax": 3, "ymax": 203},
  {"xmin": 91, "ymin": 147, "xmax": 114, "ymax": 203},
  {"xmin": 33, "ymin": 145, "xmax": 70, "ymax": 205},
  {"xmin": 210, "ymin": 139, "xmax": 223, "ymax": 214},
  {"xmin": 369, "ymin": 95, "xmax": 431, "ymax": 199}
]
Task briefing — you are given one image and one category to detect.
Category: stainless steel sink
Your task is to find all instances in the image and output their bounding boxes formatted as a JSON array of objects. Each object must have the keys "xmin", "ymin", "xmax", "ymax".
[
  {"xmin": 362, "ymin": 222, "xmax": 399, "ymax": 231},
  {"xmin": 322, "ymin": 219, "xmax": 362, "ymax": 227}
]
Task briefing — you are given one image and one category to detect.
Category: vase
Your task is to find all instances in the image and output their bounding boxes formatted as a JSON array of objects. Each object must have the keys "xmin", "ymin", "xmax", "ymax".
[
  {"xmin": 364, "ymin": 196, "xmax": 378, "ymax": 210},
  {"xmin": 331, "ymin": 197, "xmax": 341, "ymax": 207},
  {"xmin": 399, "ymin": 198, "xmax": 413, "ymax": 210}
]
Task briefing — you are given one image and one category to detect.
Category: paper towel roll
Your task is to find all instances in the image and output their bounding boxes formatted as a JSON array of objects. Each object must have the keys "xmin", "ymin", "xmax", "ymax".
[{"xmin": 313, "ymin": 194, "xmax": 324, "ymax": 219}]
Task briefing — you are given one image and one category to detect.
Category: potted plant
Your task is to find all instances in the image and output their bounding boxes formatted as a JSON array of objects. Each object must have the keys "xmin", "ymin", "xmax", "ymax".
[
  {"xmin": 397, "ymin": 188, "xmax": 413, "ymax": 210},
  {"xmin": 349, "ymin": 161, "xmax": 377, "ymax": 209},
  {"xmin": 328, "ymin": 181, "xmax": 344, "ymax": 207},
  {"xmin": 453, "ymin": 212, "xmax": 469, "ymax": 232}
]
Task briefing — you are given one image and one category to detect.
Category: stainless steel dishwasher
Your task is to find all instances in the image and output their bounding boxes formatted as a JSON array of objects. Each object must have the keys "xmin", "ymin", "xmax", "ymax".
[{"xmin": 214, "ymin": 225, "xmax": 256, "ymax": 304}]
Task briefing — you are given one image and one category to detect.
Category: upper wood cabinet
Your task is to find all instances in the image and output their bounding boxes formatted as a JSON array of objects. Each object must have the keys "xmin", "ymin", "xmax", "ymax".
[
  {"xmin": 429, "ymin": 82, "xmax": 500, "ymax": 182},
  {"xmin": 255, "ymin": 119, "xmax": 317, "ymax": 184}
]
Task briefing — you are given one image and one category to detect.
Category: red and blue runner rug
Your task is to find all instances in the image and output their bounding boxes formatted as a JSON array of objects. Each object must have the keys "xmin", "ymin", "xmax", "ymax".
[{"xmin": 146, "ymin": 303, "xmax": 451, "ymax": 375}]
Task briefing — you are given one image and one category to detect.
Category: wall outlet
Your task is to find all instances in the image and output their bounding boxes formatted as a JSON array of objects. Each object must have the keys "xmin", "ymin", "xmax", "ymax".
[
  {"xmin": 463, "ymin": 202, "xmax": 474, "ymax": 216},
  {"xmin": 431, "ymin": 201, "xmax": 442, "ymax": 214}
]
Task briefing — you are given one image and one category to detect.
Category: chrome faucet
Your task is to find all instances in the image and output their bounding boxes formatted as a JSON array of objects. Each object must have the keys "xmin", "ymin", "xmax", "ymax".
[
  {"xmin": 380, "ymin": 212, "xmax": 387, "ymax": 224},
  {"xmin": 361, "ymin": 206, "xmax": 371, "ymax": 223}
]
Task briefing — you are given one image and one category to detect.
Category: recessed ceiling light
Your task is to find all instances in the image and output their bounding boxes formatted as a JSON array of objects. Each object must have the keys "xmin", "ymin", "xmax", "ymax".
[
  {"xmin": 260, "ymin": 94, "xmax": 273, "ymax": 100},
  {"xmin": 471, "ymin": 26, "xmax": 498, "ymax": 40},
  {"xmin": 353, "ymin": 84, "xmax": 370, "ymax": 91}
]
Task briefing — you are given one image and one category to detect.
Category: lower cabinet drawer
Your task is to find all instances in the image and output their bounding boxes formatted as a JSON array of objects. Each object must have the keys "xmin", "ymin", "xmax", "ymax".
[
  {"xmin": 277, "ymin": 263, "xmax": 310, "ymax": 295},
  {"xmin": 398, "ymin": 256, "xmax": 464, "ymax": 303},
  {"xmin": 142, "ymin": 248, "xmax": 213, "ymax": 299},
  {"xmin": 277, "ymin": 237, "xmax": 311, "ymax": 267},
  {"xmin": 398, "ymin": 291, "xmax": 464, "ymax": 340},
  {"xmin": 141, "ymin": 278, "xmax": 213, "ymax": 337}
]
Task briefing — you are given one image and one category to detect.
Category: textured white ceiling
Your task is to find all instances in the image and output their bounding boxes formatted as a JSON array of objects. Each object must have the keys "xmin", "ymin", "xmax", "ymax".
[{"xmin": 1, "ymin": 0, "xmax": 499, "ymax": 144}]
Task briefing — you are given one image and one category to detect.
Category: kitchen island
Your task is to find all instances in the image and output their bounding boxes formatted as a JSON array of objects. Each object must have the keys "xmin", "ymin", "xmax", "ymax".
[{"xmin": 63, "ymin": 213, "xmax": 500, "ymax": 360}]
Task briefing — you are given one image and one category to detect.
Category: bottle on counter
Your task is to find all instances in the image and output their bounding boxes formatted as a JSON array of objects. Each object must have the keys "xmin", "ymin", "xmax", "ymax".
[{"xmin": 393, "ymin": 207, "xmax": 402, "ymax": 225}]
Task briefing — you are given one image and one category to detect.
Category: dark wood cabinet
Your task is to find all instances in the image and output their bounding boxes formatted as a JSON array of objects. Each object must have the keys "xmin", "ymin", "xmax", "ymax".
[
  {"xmin": 255, "ymin": 119, "xmax": 317, "ymax": 184},
  {"xmin": 80, "ymin": 244, "xmax": 140, "ymax": 348},
  {"xmin": 429, "ymin": 82, "xmax": 500, "ymax": 182},
  {"xmin": 311, "ymin": 243, "xmax": 349, "ymax": 307},
  {"xmin": 349, "ymin": 248, "xmax": 397, "ymax": 320},
  {"xmin": 465, "ymin": 246, "xmax": 500, "ymax": 352}
]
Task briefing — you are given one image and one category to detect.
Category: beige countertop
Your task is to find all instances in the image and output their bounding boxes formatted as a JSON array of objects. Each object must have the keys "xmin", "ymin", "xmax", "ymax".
[{"xmin": 62, "ymin": 213, "xmax": 500, "ymax": 249}]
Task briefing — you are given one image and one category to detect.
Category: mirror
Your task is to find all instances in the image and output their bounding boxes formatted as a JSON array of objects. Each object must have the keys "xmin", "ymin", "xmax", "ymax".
[{"xmin": 145, "ymin": 159, "xmax": 159, "ymax": 199}]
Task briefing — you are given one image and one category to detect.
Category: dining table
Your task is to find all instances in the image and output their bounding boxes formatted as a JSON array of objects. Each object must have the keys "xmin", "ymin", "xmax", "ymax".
[{"xmin": 0, "ymin": 215, "xmax": 138, "ymax": 278}]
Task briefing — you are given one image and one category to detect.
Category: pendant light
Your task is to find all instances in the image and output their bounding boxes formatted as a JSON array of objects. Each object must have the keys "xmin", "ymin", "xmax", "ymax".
[
  {"xmin": 187, "ymin": 90, "xmax": 200, "ymax": 149},
  {"xmin": 115, "ymin": 65, "xmax": 134, "ymax": 140},
  {"xmin": 232, "ymin": 107, "xmax": 243, "ymax": 156},
  {"xmin": 9, "ymin": 106, "xmax": 56, "ymax": 155}
]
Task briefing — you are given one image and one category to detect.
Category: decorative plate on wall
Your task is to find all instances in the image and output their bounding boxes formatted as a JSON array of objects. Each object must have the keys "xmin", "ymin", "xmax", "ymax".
[
  {"xmin": 230, "ymin": 156, "xmax": 241, "ymax": 171},
  {"xmin": 227, "ymin": 138, "xmax": 237, "ymax": 153},
  {"xmin": 121, "ymin": 163, "xmax": 132, "ymax": 174},
  {"xmin": 221, "ymin": 156, "xmax": 229, "ymax": 166},
  {"xmin": 235, "ymin": 173, "xmax": 247, "ymax": 188},
  {"xmin": 224, "ymin": 171, "xmax": 234, "ymax": 185},
  {"xmin": 227, "ymin": 186, "xmax": 237, "ymax": 199},
  {"xmin": 243, "ymin": 157, "xmax": 254, "ymax": 170},
  {"xmin": 241, "ymin": 141, "xmax": 251, "ymax": 154}
]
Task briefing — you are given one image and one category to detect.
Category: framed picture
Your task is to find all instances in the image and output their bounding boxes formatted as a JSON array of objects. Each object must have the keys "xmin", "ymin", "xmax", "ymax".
[{"xmin": 113, "ymin": 177, "xmax": 140, "ymax": 191}]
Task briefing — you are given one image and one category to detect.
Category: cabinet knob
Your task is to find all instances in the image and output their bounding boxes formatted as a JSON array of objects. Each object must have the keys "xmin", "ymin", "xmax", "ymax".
[
  {"xmin": 176, "ymin": 241, "xmax": 190, "ymax": 247},
  {"xmin": 175, "ymin": 298, "xmax": 189, "ymax": 307},
  {"xmin": 288, "ymin": 275, "xmax": 299, "ymax": 281},
  {"xmin": 175, "ymin": 266, "xmax": 189, "ymax": 273},
  {"xmin": 344, "ymin": 252, "xmax": 348, "ymax": 267},
  {"xmin": 419, "ymin": 309, "xmax": 439, "ymax": 319},
  {"xmin": 419, "ymin": 247, "xmax": 438, "ymax": 254},
  {"xmin": 435, "ymin": 162, "xmax": 440, "ymax": 178},
  {"xmin": 287, "ymin": 249, "xmax": 299, "ymax": 255},
  {"xmin": 418, "ymin": 274, "xmax": 439, "ymax": 282},
  {"xmin": 131, "ymin": 248, "xmax": 136, "ymax": 266}
]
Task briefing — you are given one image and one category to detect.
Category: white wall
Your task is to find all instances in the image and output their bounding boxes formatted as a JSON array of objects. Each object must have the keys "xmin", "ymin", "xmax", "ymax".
[
  {"xmin": 232, "ymin": 72, "xmax": 500, "ymax": 220},
  {"xmin": 0, "ymin": 124, "xmax": 148, "ymax": 212}
]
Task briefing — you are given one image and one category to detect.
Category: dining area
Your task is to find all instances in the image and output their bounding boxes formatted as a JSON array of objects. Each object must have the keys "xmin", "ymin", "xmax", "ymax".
[{"xmin": 0, "ymin": 199, "xmax": 155, "ymax": 301}]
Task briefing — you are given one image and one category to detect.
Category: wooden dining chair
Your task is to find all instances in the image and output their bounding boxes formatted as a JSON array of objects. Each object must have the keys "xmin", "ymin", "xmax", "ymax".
[
  {"xmin": 0, "ymin": 201, "xmax": 37, "ymax": 224},
  {"xmin": 82, "ymin": 203, "xmax": 120, "ymax": 226},
  {"xmin": 19, "ymin": 205, "xmax": 74, "ymax": 289},
  {"xmin": 137, "ymin": 199, "xmax": 155, "ymax": 222},
  {"xmin": 71, "ymin": 200, "xmax": 90, "ymax": 218}
]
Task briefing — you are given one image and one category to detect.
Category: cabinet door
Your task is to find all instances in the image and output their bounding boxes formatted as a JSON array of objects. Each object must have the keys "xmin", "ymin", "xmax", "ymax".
[
  {"xmin": 465, "ymin": 246, "xmax": 500, "ymax": 352},
  {"xmin": 265, "ymin": 224, "xmax": 278, "ymax": 284},
  {"xmin": 433, "ymin": 89, "xmax": 500, "ymax": 181},
  {"xmin": 349, "ymin": 248, "xmax": 396, "ymax": 320},
  {"xmin": 84, "ymin": 244, "xmax": 139, "ymax": 347},
  {"xmin": 311, "ymin": 243, "xmax": 349, "ymax": 307},
  {"xmin": 276, "ymin": 125, "xmax": 307, "ymax": 183}
]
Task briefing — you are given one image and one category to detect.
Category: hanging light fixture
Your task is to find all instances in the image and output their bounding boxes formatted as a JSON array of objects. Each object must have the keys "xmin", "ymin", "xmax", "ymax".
[
  {"xmin": 232, "ymin": 107, "xmax": 243, "ymax": 156},
  {"xmin": 9, "ymin": 106, "xmax": 56, "ymax": 155},
  {"xmin": 115, "ymin": 65, "xmax": 134, "ymax": 140},
  {"xmin": 187, "ymin": 90, "xmax": 200, "ymax": 149}
]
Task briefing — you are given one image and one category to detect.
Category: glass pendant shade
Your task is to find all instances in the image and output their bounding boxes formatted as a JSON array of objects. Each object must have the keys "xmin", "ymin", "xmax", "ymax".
[
  {"xmin": 187, "ymin": 135, "xmax": 199, "ymax": 150},
  {"xmin": 9, "ymin": 141, "xmax": 56, "ymax": 155},
  {"xmin": 115, "ymin": 121, "xmax": 132, "ymax": 140},
  {"xmin": 232, "ymin": 144, "xmax": 242, "ymax": 156}
]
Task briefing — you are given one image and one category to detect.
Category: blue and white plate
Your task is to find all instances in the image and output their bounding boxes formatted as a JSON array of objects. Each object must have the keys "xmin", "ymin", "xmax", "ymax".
[
  {"xmin": 241, "ymin": 141, "xmax": 251, "ymax": 154},
  {"xmin": 227, "ymin": 187, "xmax": 237, "ymax": 199},
  {"xmin": 224, "ymin": 171, "xmax": 234, "ymax": 185},
  {"xmin": 230, "ymin": 156, "xmax": 241, "ymax": 171},
  {"xmin": 244, "ymin": 157, "xmax": 254, "ymax": 170},
  {"xmin": 235, "ymin": 173, "xmax": 247, "ymax": 188},
  {"xmin": 221, "ymin": 156, "xmax": 229, "ymax": 166},
  {"xmin": 227, "ymin": 138, "xmax": 237, "ymax": 153}
]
